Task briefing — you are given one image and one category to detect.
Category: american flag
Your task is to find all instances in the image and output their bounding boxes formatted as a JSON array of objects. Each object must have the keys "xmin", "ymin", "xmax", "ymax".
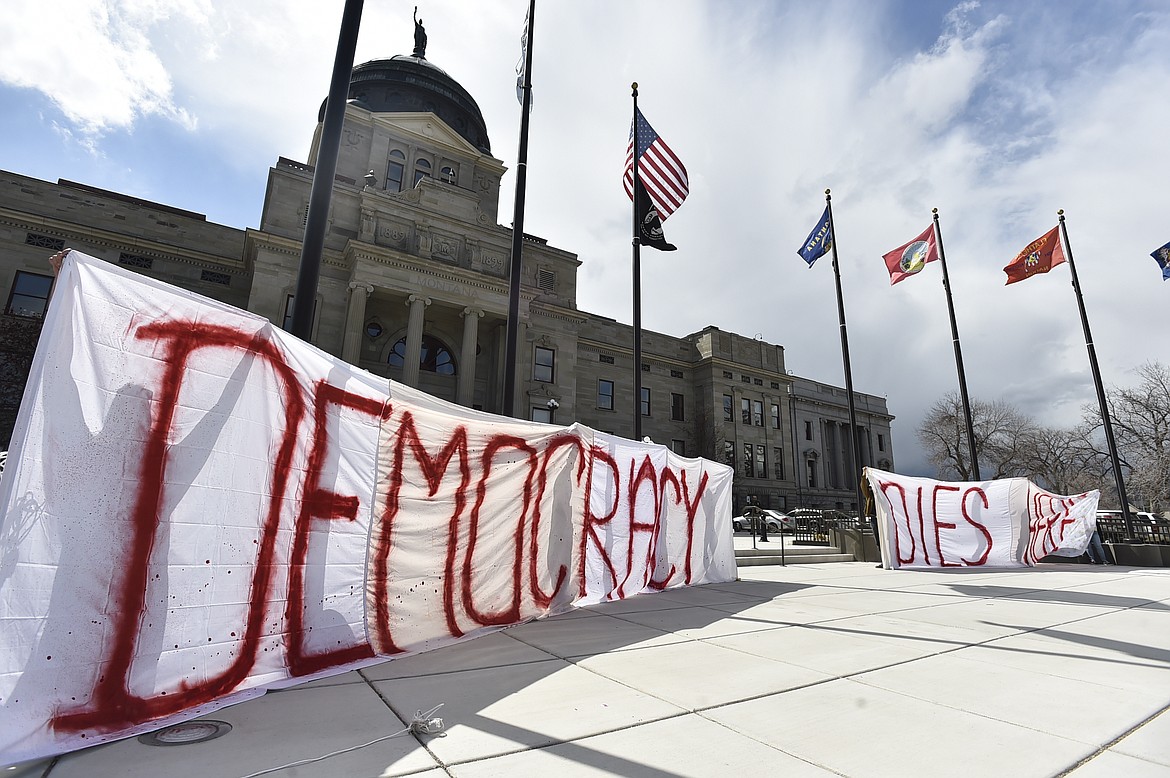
[{"xmin": 623, "ymin": 108, "xmax": 689, "ymax": 220}]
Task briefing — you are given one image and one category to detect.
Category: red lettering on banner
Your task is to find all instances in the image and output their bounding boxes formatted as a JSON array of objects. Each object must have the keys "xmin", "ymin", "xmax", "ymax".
[
  {"xmin": 617, "ymin": 455, "xmax": 661, "ymax": 598},
  {"xmin": 54, "ymin": 322, "xmax": 304, "ymax": 733},
  {"xmin": 579, "ymin": 445, "xmax": 621, "ymax": 599},
  {"xmin": 1025, "ymin": 491, "xmax": 1079, "ymax": 564},
  {"xmin": 462, "ymin": 436, "xmax": 539, "ymax": 626},
  {"xmin": 528, "ymin": 434, "xmax": 585, "ymax": 609},
  {"xmin": 49, "ymin": 318, "xmax": 727, "ymax": 740},
  {"xmin": 959, "ymin": 487, "xmax": 992, "ymax": 566},
  {"xmin": 878, "ymin": 480, "xmax": 920, "ymax": 566},
  {"xmin": 931, "ymin": 485, "xmax": 962, "ymax": 567},
  {"xmin": 286, "ymin": 381, "xmax": 389, "ymax": 677},
  {"xmin": 375, "ymin": 411, "xmax": 469, "ymax": 643},
  {"xmin": 915, "ymin": 487, "xmax": 931, "ymax": 565},
  {"xmin": 655, "ymin": 468, "xmax": 708, "ymax": 587}
]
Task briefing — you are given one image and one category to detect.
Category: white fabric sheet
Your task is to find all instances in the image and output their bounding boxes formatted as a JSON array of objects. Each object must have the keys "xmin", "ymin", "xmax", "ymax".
[
  {"xmin": 0, "ymin": 252, "xmax": 736, "ymax": 763},
  {"xmin": 865, "ymin": 467, "xmax": 1099, "ymax": 569}
]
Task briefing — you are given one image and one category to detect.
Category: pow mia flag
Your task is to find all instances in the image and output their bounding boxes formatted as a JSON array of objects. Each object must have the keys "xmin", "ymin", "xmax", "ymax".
[{"xmin": 634, "ymin": 179, "xmax": 676, "ymax": 252}]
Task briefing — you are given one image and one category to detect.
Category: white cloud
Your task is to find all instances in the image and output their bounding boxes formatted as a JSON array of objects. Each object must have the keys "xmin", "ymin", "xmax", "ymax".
[{"xmin": 0, "ymin": 0, "xmax": 200, "ymax": 137}]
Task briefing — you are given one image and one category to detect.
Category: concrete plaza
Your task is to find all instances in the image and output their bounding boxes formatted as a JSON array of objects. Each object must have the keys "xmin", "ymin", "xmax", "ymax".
[{"xmin": 13, "ymin": 551, "xmax": 1170, "ymax": 777}]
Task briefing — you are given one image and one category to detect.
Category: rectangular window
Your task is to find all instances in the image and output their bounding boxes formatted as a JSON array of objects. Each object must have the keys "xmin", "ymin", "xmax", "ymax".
[
  {"xmin": 5, "ymin": 270, "xmax": 54, "ymax": 319},
  {"xmin": 671, "ymin": 439, "xmax": 686, "ymax": 456},
  {"xmin": 754, "ymin": 378, "xmax": 763, "ymax": 386},
  {"xmin": 740, "ymin": 398, "xmax": 750, "ymax": 425},
  {"xmin": 283, "ymin": 294, "xmax": 320, "ymax": 331},
  {"xmin": 878, "ymin": 433, "xmax": 885, "ymax": 452},
  {"xmin": 531, "ymin": 406, "xmax": 553, "ymax": 424},
  {"xmin": 771, "ymin": 403, "xmax": 780, "ymax": 429},
  {"xmin": 599, "ymin": 354, "xmax": 615, "ymax": 364},
  {"xmin": 773, "ymin": 447, "xmax": 784, "ymax": 480},
  {"xmin": 386, "ymin": 151, "xmax": 405, "ymax": 192},
  {"xmin": 413, "ymin": 157, "xmax": 432, "ymax": 186},
  {"xmin": 533, "ymin": 346, "xmax": 554, "ymax": 382},
  {"xmin": 597, "ymin": 379, "xmax": 614, "ymax": 410},
  {"xmin": 722, "ymin": 394, "xmax": 733, "ymax": 422},
  {"xmin": 740, "ymin": 374, "xmax": 751, "ymax": 383},
  {"xmin": 742, "ymin": 443, "xmax": 754, "ymax": 478},
  {"xmin": 807, "ymin": 459, "xmax": 817, "ymax": 488},
  {"xmin": 641, "ymin": 363, "xmax": 650, "ymax": 372},
  {"xmin": 805, "ymin": 420, "xmax": 813, "ymax": 441},
  {"xmin": 722, "ymin": 440, "xmax": 735, "ymax": 467},
  {"xmin": 756, "ymin": 445, "xmax": 766, "ymax": 478},
  {"xmin": 752, "ymin": 400, "xmax": 763, "ymax": 427},
  {"xmin": 671, "ymin": 392, "xmax": 684, "ymax": 421},
  {"xmin": 283, "ymin": 294, "xmax": 319, "ymax": 332},
  {"xmin": 722, "ymin": 370, "xmax": 733, "ymax": 379},
  {"xmin": 670, "ymin": 369, "xmax": 683, "ymax": 378},
  {"xmin": 640, "ymin": 387, "xmax": 651, "ymax": 416}
]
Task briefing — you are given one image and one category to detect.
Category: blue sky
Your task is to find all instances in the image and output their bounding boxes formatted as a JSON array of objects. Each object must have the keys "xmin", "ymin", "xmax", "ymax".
[{"xmin": 1, "ymin": 0, "xmax": 1168, "ymax": 477}]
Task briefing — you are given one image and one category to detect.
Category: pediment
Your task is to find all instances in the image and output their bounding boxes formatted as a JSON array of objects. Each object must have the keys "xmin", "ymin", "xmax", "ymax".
[{"xmin": 381, "ymin": 113, "xmax": 489, "ymax": 159}]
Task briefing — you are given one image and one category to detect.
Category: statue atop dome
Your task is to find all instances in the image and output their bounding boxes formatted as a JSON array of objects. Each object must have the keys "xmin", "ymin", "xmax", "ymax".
[{"xmin": 413, "ymin": 6, "xmax": 427, "ymax": 59}]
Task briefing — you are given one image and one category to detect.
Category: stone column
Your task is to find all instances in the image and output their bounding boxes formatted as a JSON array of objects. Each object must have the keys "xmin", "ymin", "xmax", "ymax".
[
  {"xmin": 342, "ymin": 282, "xmax": 374, "ymax": 364},
  {"xmin": 458, "ymin": 307, "xmax": 484, "ymax": 406},
  {"xmin": 402, "ymin": 294, "xmax": 431, "ymax": 387}
]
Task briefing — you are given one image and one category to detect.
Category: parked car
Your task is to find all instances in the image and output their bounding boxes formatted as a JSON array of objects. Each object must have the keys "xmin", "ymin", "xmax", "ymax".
[
  {"xmin": 788, "ymin": 508, "xmax": 853, "ymax": 531},
  {"xmin": 732, "ymin": 509, "xmax": 794, "ymax": 533},
  {"xmin": 1097, "ymin": 510, "xmax": 1166, "ymax": 525}
]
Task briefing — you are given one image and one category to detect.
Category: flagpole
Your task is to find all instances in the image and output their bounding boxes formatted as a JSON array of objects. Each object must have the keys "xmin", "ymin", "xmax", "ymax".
[
  {"xmin": 631, "ymin": 83, "xmax": 643, "ymax": 441},
  {"xmin": 823, "ymin": 190, "xmax": 866, "ymax": 524},
  {"xmin": 501, "ymin": 0, "xmax": 537, "ymax": 418},
  {"xmin": 1058, "ymin": 210, "xmax": 1136, "ymax": 541},
  {"xmin": 291, "ymin": 0, "xmax": 364, "ymax": 339},
  {"xmin": 931, "ymin": 208, "xmax": 980, "ymax": 480}
]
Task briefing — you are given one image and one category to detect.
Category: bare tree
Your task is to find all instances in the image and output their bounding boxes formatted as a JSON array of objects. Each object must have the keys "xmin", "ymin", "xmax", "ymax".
[
  {"xmin": 1083, "ymin": 361, "xmax": 1170, "ymax": 513},
  {"xmin": 917, "ymin": 393, "xmax": 1037, "ymax": 480},
  {"xmin": 1023, "ymin": 423, "xmax": 1110, "ymax": 496}
]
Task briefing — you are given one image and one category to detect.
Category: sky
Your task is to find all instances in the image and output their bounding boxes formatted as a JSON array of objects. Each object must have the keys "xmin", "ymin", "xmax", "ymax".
[{"xmin": 1, "ymin": 0, "xmax": 1168, "ymax": 476}]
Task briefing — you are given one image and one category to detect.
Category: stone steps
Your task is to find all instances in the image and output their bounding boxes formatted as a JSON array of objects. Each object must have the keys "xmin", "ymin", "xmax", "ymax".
[{"xmin": 735, "ymin": 544, "xmax": 855, "ymax": 566}]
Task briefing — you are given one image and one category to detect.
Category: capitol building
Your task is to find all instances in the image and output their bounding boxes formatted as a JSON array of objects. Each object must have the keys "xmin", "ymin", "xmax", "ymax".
[{"xmin": 0, "ymin": 37, "xmax": 893, "ymax": 517}]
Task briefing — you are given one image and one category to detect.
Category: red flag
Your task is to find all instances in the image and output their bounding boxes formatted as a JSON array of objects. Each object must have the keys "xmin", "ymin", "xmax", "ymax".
[
  {"xmin": 882, "ymin": 225, "xmax": 938, "ymax": 285},
  {"xmin": 1004, "ymin": 226, "xmax": 1066, "ymax": 285}
]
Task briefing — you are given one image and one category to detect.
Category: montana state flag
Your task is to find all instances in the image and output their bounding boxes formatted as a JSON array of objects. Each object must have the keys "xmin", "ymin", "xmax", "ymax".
[
  {"xmin": 1151, "ymin": 240, "xmax": 1170, "ymax": 280},
  {"xmin": 883, "ymin": 225, "xmax": 938, "ymax": 285},
  {"xmin": 798, "ymin": 207, "xmax": 832, "ymax": 267},
  {"xmin": 1004, "ymin": 226, "xmax": 1066, "ymax": 285}
]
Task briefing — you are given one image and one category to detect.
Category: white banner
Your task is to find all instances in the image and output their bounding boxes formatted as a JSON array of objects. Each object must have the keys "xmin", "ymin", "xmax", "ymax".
[
  {"xmin": 0, "ymin": 252, "xmax": 735, "ymax": 764},
  {"xmin": 865, "ymin": 467, "xmax": 1099, "ymax": 569}
]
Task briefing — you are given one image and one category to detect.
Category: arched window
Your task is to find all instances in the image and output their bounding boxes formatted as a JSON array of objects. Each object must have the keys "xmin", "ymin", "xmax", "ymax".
[
  {"xmin": 386, "ymin": 150, "xmax": 405, "ymax": 192},
  {"xmin": 413, "ymin": 157, "xmax": 431, "ymax": 186},
  {"xmin": 440, "ymin": 165, "xmax": 456, "ymax": 184},
  {"xmin": 388, "ymin": 334, "xmax": 456, "ymax": 375}
]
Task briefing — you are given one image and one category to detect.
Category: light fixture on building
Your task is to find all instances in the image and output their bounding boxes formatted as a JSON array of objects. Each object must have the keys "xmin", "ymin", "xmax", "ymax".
[
  {"xmin": 138, "ymin": 720, "xmax": 232, "ymax": 747},
  {"xmin": 546, "ymin": 398, "xmax": 559, "ymax": 410}
]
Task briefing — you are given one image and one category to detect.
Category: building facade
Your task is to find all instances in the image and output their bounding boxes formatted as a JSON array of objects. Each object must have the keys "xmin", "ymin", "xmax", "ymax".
[{"xmin": 0, "ymin": 45, "xmax": 893, "ymax": 515}]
